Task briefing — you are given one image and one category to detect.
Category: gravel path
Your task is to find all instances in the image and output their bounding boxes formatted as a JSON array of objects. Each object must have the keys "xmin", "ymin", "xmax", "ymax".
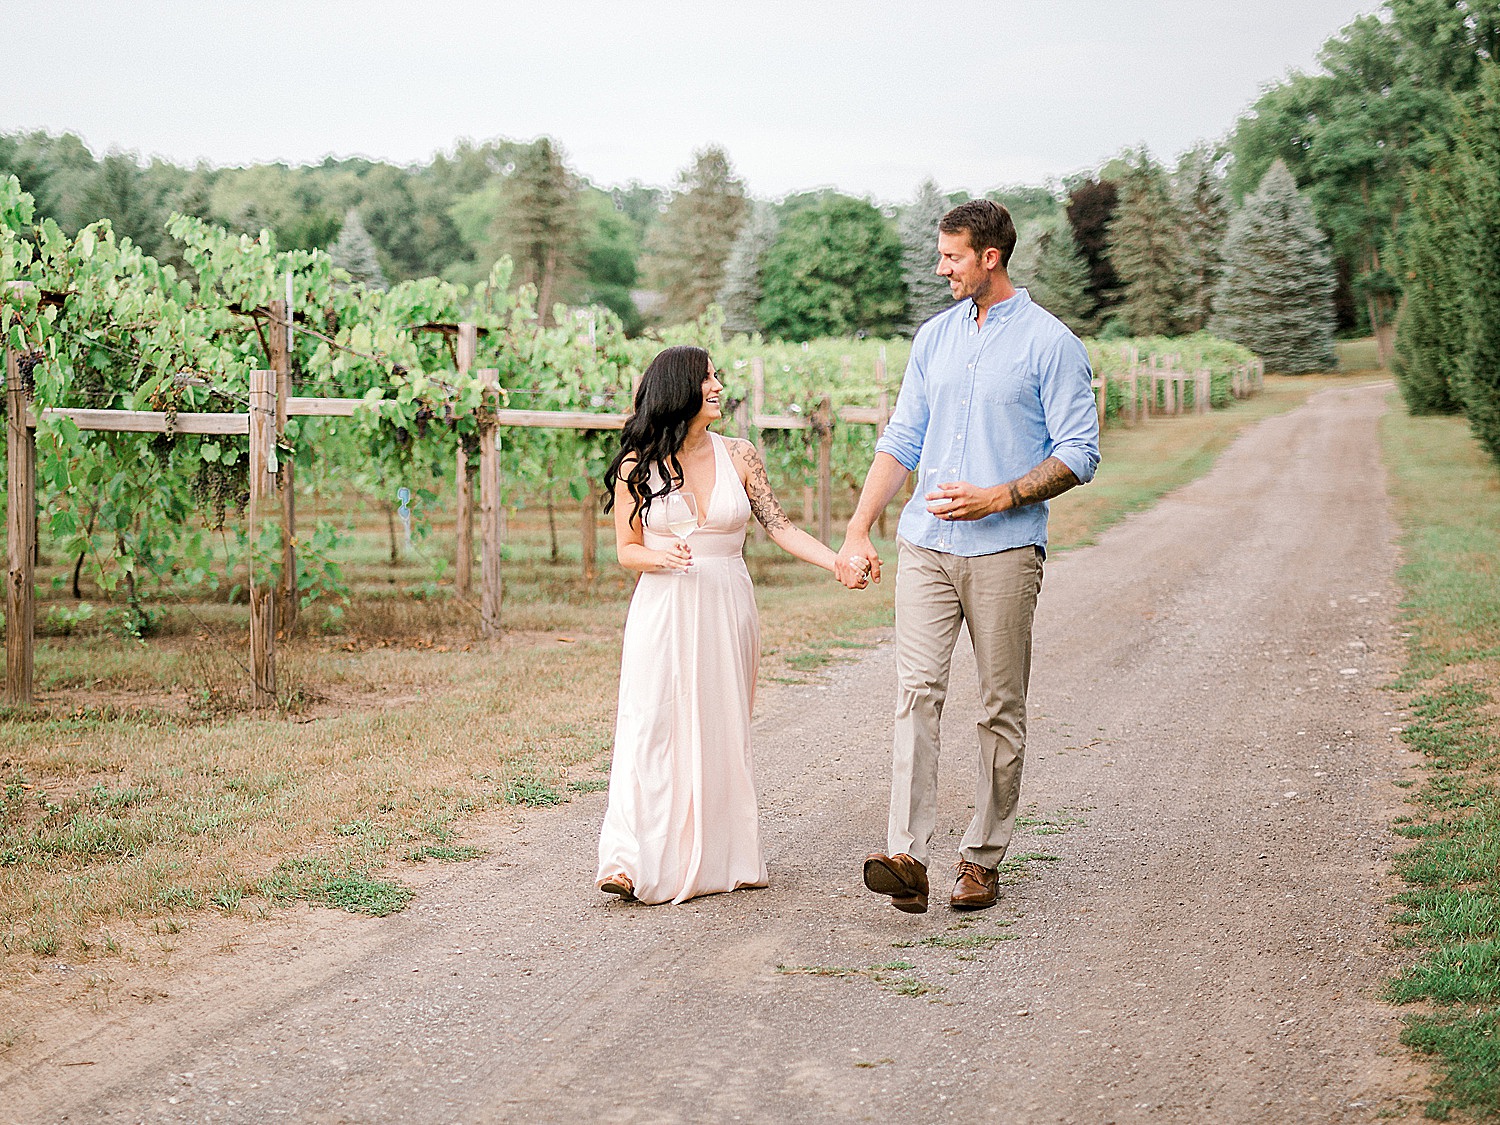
[{"xmin": 4, "ymin": 382, "xmax": 1427, "ymax": 1123}]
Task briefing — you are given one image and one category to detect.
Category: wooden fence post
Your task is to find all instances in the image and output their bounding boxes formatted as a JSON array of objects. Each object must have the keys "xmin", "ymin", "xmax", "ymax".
[
  {"xmin": 455, "ymin": 324, "xmax": 478, "ymax": 599},
  {"xmin": 247, "ymin": 369, "xmax": 277, "ymax": 707},
  {"xmin": 478, "ymin": 368, "xmax": 502, "ymax": 638},
  {"xmin": 750, "ymin": 358, "xmax": 767, "ymax": 545},
  {"xmin": 6, "ymin": 349, "xmax": 35, "ymax": 706},
  {"xmin": 815, "ymin": 395, "xmax": 832, "ymax": 545},
  {"xmin": 268, "ymin": 299, "xmax": 297, "ymax": 636},
  {"xmin": 581, "ymin": 435, "xmax": 598, "ymax": 583},
  {"xmin": 874, "ymin": 351, "xmax": 890, "ymax": 540}
]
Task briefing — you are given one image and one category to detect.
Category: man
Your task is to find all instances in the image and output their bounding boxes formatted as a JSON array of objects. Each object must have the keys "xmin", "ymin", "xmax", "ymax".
[{"xmin": 837, "ymin": 199, "xmax": 1100, "ymax": 914}]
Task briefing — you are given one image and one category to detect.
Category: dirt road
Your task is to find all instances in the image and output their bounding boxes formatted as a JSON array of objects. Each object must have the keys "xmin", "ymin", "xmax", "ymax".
[{"xmin": 4, "ymin": 382, "xmax": 1427, "ymax": 1123}]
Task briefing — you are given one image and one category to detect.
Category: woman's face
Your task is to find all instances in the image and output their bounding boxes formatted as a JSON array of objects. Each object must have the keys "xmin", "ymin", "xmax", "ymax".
[{"xmin": 694, "ymin": 364, "xmax": 724, "ymax": 423}]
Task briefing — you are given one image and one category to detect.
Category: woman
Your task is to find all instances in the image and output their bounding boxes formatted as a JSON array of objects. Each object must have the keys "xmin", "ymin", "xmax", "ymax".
[{"xmin": 596, "ymin": 345, "xmax": 868, "ymax": 905}]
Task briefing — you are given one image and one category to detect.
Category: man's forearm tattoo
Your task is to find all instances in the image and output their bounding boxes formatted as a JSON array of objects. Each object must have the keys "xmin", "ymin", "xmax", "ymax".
[
  {"xmin": 1008, "ymin": 456, "xmax": 1080, "ymax": 509},
  {"xmin": 733, "ymin": 441, "xmax": 793, "ymax": 532}
]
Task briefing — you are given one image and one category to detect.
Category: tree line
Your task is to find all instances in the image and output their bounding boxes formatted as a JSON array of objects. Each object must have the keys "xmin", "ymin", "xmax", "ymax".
[
  {"xmin": 6, "ymin": 0, "xmax": 1498, "ymax": 388},
  {"xmin": 0, "ymin": 131, "xmax": 1336, "ymax": 366}
]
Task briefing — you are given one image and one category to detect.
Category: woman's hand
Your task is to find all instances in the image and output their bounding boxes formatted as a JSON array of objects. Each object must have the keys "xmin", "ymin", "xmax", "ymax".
[
  {"xmin": 657, "ymin": 540, "xmax": 693, "ymax": 572},
  {"xmin": 835, "ymin": 553, "xmax": 871, "ymax": 589}
]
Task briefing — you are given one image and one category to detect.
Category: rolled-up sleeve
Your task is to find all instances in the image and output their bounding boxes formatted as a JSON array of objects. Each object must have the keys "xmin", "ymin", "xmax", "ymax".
[
  {"xmin": 1040, "ymin": 335, "xmax": 1101, "ymax": 485},
  {"xmin": 875, "ymin": 347, "xmax": 930, "ymax": 471}
]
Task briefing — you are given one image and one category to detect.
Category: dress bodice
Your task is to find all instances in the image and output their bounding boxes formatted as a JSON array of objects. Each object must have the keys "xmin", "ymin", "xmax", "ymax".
[{"xmin": 641, "ymin": 433, "xmax": 752, "ymax": 559}]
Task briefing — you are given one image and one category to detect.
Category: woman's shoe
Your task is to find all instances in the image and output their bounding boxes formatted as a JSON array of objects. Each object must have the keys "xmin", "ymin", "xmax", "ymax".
[{"xmin": 598, "ymin": 873, "xmax": 636, "ymax": 901}]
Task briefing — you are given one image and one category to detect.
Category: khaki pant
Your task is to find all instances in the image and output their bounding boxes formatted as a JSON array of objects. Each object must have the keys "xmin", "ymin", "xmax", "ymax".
[{"xmin": 888, "ymin": 540, "xmax": 1043, "ymax": 868}]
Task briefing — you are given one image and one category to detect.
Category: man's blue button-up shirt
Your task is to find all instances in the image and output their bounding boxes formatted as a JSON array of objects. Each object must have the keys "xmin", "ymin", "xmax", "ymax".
[{"xmin": 875, "ymin": 288, "xmax": 1100, "ymax": 558}]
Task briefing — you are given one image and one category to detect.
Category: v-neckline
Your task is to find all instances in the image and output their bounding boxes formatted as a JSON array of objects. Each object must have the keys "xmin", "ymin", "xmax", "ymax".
[{"xmin": 681, "ymin": 432, "xmax": 718, "ymax": 529}]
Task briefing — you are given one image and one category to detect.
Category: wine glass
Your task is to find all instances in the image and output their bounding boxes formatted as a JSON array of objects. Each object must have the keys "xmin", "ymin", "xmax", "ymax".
[{"xmin": 662, "ymin": 491, "xmax": 699, "ymax": 574}]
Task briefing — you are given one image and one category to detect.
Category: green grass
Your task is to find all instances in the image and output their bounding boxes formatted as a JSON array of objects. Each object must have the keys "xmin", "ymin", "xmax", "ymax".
[
  {"xmin": 775, "ymin": 959, "xmax": 942, "ymax": 998},
  {"xmin": 1380, "ymin": 393, "xmax": 1500, "ymax": 1120},
  {"xmin": 404, "ymin": 843, "xmax": 486, "ymax": 863}
]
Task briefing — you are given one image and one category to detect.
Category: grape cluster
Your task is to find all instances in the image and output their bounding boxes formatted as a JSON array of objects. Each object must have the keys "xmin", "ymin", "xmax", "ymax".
[
  {"xmin": 14, "ymin": 349, "xmax": 43, "ymax": 394},
  {"xmin": 413, "ymin": 404, "xmax": 434, "ymax": 437},
  {"xmin": 191, "ymin": 457, "xmax": 249, "ymax": 531}
]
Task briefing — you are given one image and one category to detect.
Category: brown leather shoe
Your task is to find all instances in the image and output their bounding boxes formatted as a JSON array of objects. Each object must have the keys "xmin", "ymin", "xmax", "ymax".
[
  {"xmin": 950, "ymin": 859, "xmax": 998, "ymax": 910},
  {"xmin": 862, "ymin": 852, "xmax": 929, "ymax": 914},
  {"xmin": 597, "ymin": 873, "xmax": 636, "ymax": 901}
]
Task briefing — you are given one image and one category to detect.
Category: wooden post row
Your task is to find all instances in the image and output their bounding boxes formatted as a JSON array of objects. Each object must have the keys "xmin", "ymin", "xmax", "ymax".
[
  {"xmin": 247, "ymin": 369, "xmax": 278, "ymax": 707},
  {"xmin": 6, "ymin": 349, "xmax": 35, "ymax": 706},
  {"xmin": 454, "ymin": 323, "xmax": 477, "ymax": 599}
]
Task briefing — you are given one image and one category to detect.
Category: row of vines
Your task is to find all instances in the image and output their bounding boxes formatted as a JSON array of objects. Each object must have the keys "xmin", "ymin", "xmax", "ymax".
[{"xmin": 1, "ymin": 175, "xmax": 1257, "ymax": 623}]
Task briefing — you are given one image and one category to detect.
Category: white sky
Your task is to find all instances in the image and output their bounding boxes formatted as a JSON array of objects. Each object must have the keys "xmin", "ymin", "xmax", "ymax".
[{"xmin": 6, "ymin": 1, "xmax": 1381, "ymax": 201}]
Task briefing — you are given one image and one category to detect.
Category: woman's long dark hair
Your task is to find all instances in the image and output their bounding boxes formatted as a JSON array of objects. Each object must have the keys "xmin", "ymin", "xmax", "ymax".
[{"xmin": 603, "ymin": 345, "xmax": 711, "ymax": 527}]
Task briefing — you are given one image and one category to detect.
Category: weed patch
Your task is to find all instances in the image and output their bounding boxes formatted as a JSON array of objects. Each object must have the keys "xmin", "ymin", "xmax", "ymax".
[{"xmin": 776, "ymin": 959, "xmax": 943, "ymax": 998}]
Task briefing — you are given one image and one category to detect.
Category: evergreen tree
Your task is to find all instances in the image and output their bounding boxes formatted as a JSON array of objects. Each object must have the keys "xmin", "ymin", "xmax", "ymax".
[
  {"xmin": 494, "ymin": 137, "xmax": 581, "ymax": 321},
  {"xmin": 757, "ymin": 195, "xmax": 905, "ymax": 340},
  {"xmin": 1450, "ymin": 63, "xmax": 1500, "ymax": 466},
  {"xmin": 330, "ymin": 207, "xmax": 388, "ymax": 290},
  {"xmin": 641, "ymin": 146, "xmax": 748, "ymax": 325},
  {"xmin": 1065, "ymin": 177, "xmax": 1121, "ymax": 327},
  {"xmin": 1173, "ymin": 143, "xmax": 1231, "ymax": 332},
  {"xmin": 1392, "ymin": 161, "xmax": 1464, "ymax": 414},
  {"xmin": 716, "ymin": 201, "xmax": 778, "ymax": 336},
  {"xmin": 1210, "ymin": 160, "xmax": 1337, "ymax": 374},
  {"xmin": 1106, "ymin": 150, "xmax": 1191, "ymax": 337},
  {"xmin": 897, "ymin": 179, "xmax": 953, "ymax": 334},
  {"xmin": 1027, "ymin": 218, "xmax": 1093, "ymax": 335}
]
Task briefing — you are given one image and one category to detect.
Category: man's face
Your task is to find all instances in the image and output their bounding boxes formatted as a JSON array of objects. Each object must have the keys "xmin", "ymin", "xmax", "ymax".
[{"xmin": 935, "ymin": 229, "xmax": 996, "ymax": 303}]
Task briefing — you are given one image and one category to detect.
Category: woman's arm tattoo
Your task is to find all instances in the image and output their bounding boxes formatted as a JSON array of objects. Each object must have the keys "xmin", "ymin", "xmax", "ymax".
[
  {"xmin": 732, "ymin": 440, "xmax": 793, "ymax": 532},
  {"xmin": 1009, "ymin": 456, "xmax": 1080, "ymax": 509}
]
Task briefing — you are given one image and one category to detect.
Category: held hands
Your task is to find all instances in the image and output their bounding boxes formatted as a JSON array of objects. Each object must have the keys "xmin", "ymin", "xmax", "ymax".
[{"xmin": 835, "ymin": 534, "xmax": 882, "ymax": 590}]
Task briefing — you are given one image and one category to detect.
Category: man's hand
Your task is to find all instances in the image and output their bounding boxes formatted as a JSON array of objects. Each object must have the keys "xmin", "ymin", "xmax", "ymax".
[
  {"xmin": 925, "ymin": 480, "xmax": 1003, "ymax": 522},
  {"xmin": 836, "ymin": 532, "xmax": 883, "ymax": 585},
  {"xmin": 927, "ymin": 459, "xmax": 1081, "ymax": 522}
]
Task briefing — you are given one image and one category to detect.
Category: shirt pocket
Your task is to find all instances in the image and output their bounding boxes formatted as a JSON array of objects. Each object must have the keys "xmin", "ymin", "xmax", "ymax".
[{"xmin": 979, "ymin": 357, "xmax": 1030, "ymax": 406}]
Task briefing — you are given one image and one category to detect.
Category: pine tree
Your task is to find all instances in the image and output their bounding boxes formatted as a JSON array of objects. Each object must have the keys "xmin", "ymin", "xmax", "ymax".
[
  {"xmin": 1392, "ymin": 162, "xmax": 1464, "ymax": 414},
  {"xmin": 1450, "ymin": 64, "xmax": 1500, "ymax": 466},
  {"xmin": 1028, "ymin": 219, "xmax": 1093, "ymax": 335},
  {"xmin": 1065, "ymin": 177, "xmax": 1121, "ymax": 327},
  {"xmin": 1173, "ymin": 143, "xmax": 1231, "ymax": 332},
  {"xmin": 330, "ymin": 207, "xmax": 387, "ymax": 291},
  {"xmin": 716, "ymin": 201, "xmax": 778, "ymax": 335},
  {"xmin": 897, "ymin": 179, "xmax": 952, "ymax": 334},
  {"xmin": 494, "ymin": 137, "xmax": 581, "ymax": 322},
  {"xmin": 1210, "ymin": 160, "xmax": 1337, "ymax": 374},
  {"xmin": 641, "ymin": 146, "xmax": 748, "ymax": 325},
  {"xmin": 1107, "ymin": 150, "xmax": 1191, "ymax": 336}
]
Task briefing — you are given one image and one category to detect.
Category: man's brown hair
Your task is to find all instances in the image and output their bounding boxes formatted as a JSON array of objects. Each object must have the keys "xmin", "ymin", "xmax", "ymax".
[{"xmin": 938, "ymin": 199, "xmax": 1018, "ymax": 269}]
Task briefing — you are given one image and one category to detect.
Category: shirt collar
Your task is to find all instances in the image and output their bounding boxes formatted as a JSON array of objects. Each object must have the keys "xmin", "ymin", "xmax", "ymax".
[{"xmin": 967, "ymin": 287, "xmax": 1031, "ymax": 328}]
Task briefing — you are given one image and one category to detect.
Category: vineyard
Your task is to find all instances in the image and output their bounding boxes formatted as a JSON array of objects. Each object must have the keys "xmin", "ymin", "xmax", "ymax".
[{"xmin": 1, "ymin": 175, "xmax": 1260, "ymax": 709}]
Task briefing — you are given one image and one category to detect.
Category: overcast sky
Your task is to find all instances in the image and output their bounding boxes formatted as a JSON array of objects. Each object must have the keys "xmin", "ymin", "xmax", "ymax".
[{"xmin": 6, "ymin": 1, "xmax": 1381, "ymax": 201}]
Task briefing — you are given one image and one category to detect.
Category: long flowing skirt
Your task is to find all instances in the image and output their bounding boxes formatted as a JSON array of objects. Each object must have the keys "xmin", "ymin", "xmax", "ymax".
[{"xmin": 596, "ymin": 556, "xmax": 766, "ymax": 904}]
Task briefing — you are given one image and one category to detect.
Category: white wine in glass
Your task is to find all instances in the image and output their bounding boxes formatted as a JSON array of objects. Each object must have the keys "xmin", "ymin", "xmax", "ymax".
[{"xmin": 663, "ymin": 492, "xmax": 699, "ymax": 572}]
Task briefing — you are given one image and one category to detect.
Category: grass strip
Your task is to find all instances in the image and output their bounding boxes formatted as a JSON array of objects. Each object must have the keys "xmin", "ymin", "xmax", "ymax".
[{"xmin": 1380, "ymin": 392, "xmax": 1500, "ymax": 1121}]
